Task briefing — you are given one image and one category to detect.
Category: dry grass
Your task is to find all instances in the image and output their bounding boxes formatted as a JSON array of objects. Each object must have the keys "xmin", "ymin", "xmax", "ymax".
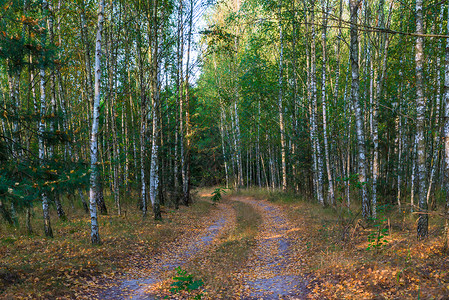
[
  {"xmin": 0, "ymin": 191, "xmax": 214, "ymax": 299},
  {"xmin": 192, "ymin": 197, "xmax": 262, "ymax": 297},
  {"xmin": 234, "ymin": 188, "xmax": 449, "ymax": 299}
]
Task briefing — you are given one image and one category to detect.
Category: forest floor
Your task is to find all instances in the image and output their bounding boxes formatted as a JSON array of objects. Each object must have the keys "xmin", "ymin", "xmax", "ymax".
[
  {"xmin": 2, "ymin": 189, "xmax": 449, "ymax": 299},
  {"xmin": 91, "ymin": 193, "xmax": 311, "ymax": 299}
]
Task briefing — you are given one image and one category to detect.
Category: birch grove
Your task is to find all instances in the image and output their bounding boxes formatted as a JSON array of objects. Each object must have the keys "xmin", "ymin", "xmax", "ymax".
[{"xmin": 1, "ymin": 0, "xmax": 449, "ymax": 243}]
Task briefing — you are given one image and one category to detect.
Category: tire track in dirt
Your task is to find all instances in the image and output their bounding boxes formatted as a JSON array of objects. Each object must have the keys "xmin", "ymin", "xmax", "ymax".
[
  {"xmin": 233, "ymin": 196, "xmax": 311, "ymax": 299},
  {"xmin": 96, "ymin": 202, "xmax": 235, "ymax": 300}
]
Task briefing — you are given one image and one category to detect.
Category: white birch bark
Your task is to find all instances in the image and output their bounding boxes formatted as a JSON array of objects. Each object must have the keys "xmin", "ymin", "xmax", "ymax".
[
  {"xmin": 136, "ymin": 18, "xmax": 147, "ymax": 216},
  {"xmin": 149, "ymin": 0, "xmax": 161, "ymax": 220},
  {"xmin": 80, "ymin": 1, "xmax": 94, "ymax": 114},
  {"xmin": 310, "ymin": 0, "xmax": 324, "ymax": 205},
  {"xmin": 220, "ymin": 109, "xmax": 229, "ymax": 188},
  {"xmin": 38, "ymin": 0, "xmax": 53, "ymax": 237},
  {"xmin": 415, "ymin": 0, "xmax": 428, "ymax": 239},
  {"xmin": 234, "ymin": 101, "xmax": 244, "ymax": 187},
  {"xmin": 88, "ymin": 0, "xmax": 104, "ymax": 244},
  {"xmin": 7, "ymin": 72, "xmax": 20, "ymax": 158},
  {"xmin": 443, "ymin": 2, "xmax": 449, "ymax": 214},
  {"xmin": 278, "ymin": 0, "xmax": 287, "ymax": 191},
  {"xmin": 443, "ymin": 1, "xmax": 449, "ymax": 249},
  {"xmin": 349, "ymin": 0, "xmax": 369, "ymax": 218},
  {"xmin": 39, "ymin": 68, "xmax": 53, "ymax": 237},
  {"xmin": 321, "ymin": 1, "xmax": 334, "ymax": 205},
  {"xmin": 410, "ymin": 133, "xmax": 417, "ymax": 211}
]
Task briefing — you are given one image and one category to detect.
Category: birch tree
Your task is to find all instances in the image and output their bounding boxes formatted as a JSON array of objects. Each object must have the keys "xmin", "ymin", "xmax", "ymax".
[
  {"xmin": 349, "ymin": 0, "xmax": 369, "ymax": 218},
  {"xmin": 443, "ymin": 1, "xmax": 449, "ymax": 248},
  {"xmin": 310, "ymin": 0, "xmax": 324, "ymax": 206},
  {"xmin": 149, "ymin": 0, "xmax": 162, "ymax": 220},
  {"xmin": 415, "ymin": 0, "xmax": 428, "ymax": 239},
  {"xmin": 39, "ymin": 0, "xmax": 52, "ymax": 238},
  {"xmin": 278, "ymin": 0, "xmax": 287, "ymax": 191},
  {"xmin": 88, "ymin": 0, "xmax": 105, "ymax": 244},
  {"xmin": 321, "ymin": 0, "xmax": 334, "ymax": 205}
]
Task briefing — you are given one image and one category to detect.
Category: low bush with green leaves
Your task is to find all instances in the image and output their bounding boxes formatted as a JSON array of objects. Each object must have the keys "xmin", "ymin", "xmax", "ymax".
[
  {"xmin": 211, "ymin": 187, "xmax": 227, "ymax": 204},
  {"xmin": 166, "ymin": 267, "xmax": 204, "ymax": 299},
  {"xmin": 367, "ymin": 204, "xmax": 391, "ymax": 251}
]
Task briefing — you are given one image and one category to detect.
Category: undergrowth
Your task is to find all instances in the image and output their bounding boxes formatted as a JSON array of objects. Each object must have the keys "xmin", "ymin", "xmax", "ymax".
[{"xmin": 0, "ymin": 191, "xmax": 214, "ymax": 299}]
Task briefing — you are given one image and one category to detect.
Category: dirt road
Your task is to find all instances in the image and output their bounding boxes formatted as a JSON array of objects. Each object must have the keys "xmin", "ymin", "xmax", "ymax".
[{"xmin": 97, "ymin": 196, "xmax": 311, "ymax": 299}]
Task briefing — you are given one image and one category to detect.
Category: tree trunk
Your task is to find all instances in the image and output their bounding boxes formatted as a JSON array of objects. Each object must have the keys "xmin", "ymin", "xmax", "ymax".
[
  {"xmin": 150, "ymin": 0, "xmax": 161, "ymax": 220},
  {"xmin": 321, "ymin": 1, "xmax": 334, "ymax": 205},
  {"xmin": 415, "ymin": 0, "xmax": 428, "ymax": 239},
  {"xmin": 350, "ymin": 0, "xmax": 369, "ymax": 218},
  {"xmin": 182, "ymin": 0, "xmax": 194, "ymax": 204},
  {"xmin": 136, "ymin": 13, "xmax": 148, "ymax": 216},
  {"xmin": 278, "ymin": 0, "xmax": 287, "ymax": 192},
  {"xmin": 38, "ymin": 1, "xmax": 53, "ymax": 236},
  {"xmin": 444, "ymin": 2, "xmax": 449, "ymax": 219},
  {"xmin": 88, "ymin": 0, "xmax": 105, "ymax": 245},
  {"xmin": 310, "ymin": 0, "xmax": 324, "ymax": 205}
]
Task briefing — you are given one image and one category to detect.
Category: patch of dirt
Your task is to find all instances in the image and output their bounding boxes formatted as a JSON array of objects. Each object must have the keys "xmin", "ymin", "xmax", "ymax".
[
  {"xmin": 94, "ymin": 196, "xmax": 313, "ymax": 299},
  {"xmin": 96, "ymin": 202, "xmax": 235, "ymax": 300},
  {"xmin": 234, "ymin": 197, "xmax": 311, "ymax": 299}
]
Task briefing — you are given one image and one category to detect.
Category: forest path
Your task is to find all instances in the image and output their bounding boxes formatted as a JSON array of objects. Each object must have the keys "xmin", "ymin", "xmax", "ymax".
[
  {"xmin": 96, "ymin": 199, "xmax": 236, "ymax": 300},
  {"xmin": 96, "ymin": 195, "xmax": 311, "ymax": 299},
  {"xmin": 232, "ymin": 196, "xmax": 311, "ymax": 299}
]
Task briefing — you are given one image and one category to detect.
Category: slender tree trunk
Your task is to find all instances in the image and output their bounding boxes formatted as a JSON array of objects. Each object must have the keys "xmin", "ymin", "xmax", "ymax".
[
  {"xmin": 40, "ymin": 0, "xmax": 53, "ymax": 238},
  {"xmin": 443, "ymin": 1, "xmax": 449, "ymax": 216},
  {"xmin": 443, "ymin": 2, "xmax": 449, "ymax": 251},
  {"xmin": 427, "ymin": 6, "xmax": 445, "ymax": 209},
  {"xmin": 182, "ymin": 0, "xmax": 194, "ymax": 204},
  {"xmin": 88, "ymin": 0, "xmax": 105, "ymax": 244},
  {"xmin": 79, "ymin": 188, "xmax": 89, "ymax": 213},
  {"xmin": 350, "ymin": 0, "xmax": 369, "ymax": 218},
  {"xmin": 174, "ymin": 0, "xmax": 183, "ymax": 207},
  {"xmin": 149, "ymin": 0, "xmax": 161, "ymax": 220},
  {"xmin": 310, "ymin": 0, "xmax": 324, "ymax": 205},
  {"xmin": 39, "ymin": 68, "xmax": 53, "ymax": 238},
  {"xmin": 220, "ymin": 108, "xmax": 229, "ymax": 188},
  {"xmin": 415, "ymin": 0, "xmax": 428, "ymax": 239},
  {"xmin": 321, "ymin": 1, "xmax": 334, "ymax": 205},
  {"xmin": 26, "ymin": 207, "xmax": 32, "ymax": 234},
  {"xmin": 411, "ymin": 133, "xmax": 417, "ymax": 211},
  {"xmin": 136, "ymin": 14, "xmax": 148, "ymax": 216},
  {"xmin": 257, "ymin": 100, "xmax": 262, "ymax": 188},
  {"xmin": 278, "ymin": 0, "xmax": 287, "ymax": 191},
  {"xmin": 234, "ymin": 101, "xmax": 243, "ymax": 188},
  {"xmin": 80, "ymin": 1, "xmax": 94, "ymax": 117}
]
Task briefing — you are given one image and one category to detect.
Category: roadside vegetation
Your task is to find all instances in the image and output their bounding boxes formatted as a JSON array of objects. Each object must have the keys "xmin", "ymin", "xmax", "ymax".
[
  {"xmin": 0, "ymin": 193, "xmax": 214, "ymax": 299},
  {"xmin": 234, "ymin": 188, "xmax": 449, "ymax": 299}
]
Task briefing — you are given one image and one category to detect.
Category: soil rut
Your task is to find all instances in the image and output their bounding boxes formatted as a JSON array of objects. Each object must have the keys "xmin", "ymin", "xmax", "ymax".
[
  {"xmin": 96, "ymin": 202, "xmax": 235, "ymax": 300},
  {"xmin": 96, "ymin": 196, "xmax": 310, "ymax": 299},
  {"xmin": 234, "ymin": 196, "xmax": 310, "ymax": 299}
]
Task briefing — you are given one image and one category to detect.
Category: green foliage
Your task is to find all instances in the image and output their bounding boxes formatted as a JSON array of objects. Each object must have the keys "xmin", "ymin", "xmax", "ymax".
[
  {"xmin": 211, "ymin": 187, "xmax": 227, "ymax": 203},
  {"xmin": 0, "ymin": 139, "xmax": 89, "ymax": 224},
  {"xmin": 166, "ymin": 267, "xmax": 204, "ymax": 299},
  {"xmin": 367, "ymin": 204, "xmax": 391, "ymax": 251}
]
